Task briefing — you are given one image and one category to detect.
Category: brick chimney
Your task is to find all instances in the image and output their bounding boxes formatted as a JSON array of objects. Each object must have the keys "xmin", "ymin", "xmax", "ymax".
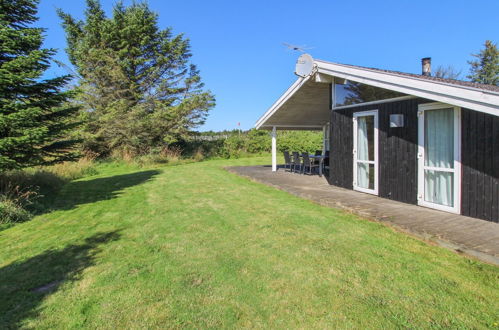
[{"xmin": 422, "ymin": 57, "xmax": 431, "ymax": 76}]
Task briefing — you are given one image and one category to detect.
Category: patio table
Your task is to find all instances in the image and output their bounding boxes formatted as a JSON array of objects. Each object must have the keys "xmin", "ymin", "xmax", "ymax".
[{"xmin": 308, "ymin": 155, "xmax": 327, "ymax": 177}]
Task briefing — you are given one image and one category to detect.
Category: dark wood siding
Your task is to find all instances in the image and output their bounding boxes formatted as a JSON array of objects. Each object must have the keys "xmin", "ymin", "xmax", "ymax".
[
  {"xmin": 461, "ymin": 109, "xmax": 499, "ymax": 223},
  {"xmin": 329, "ymin": 98, "xmax": 423, "ymax": 203},
  {"xmin": 329, "ymin": 99, "xmax": 499, "ymax": 223},
  {"xmin": 329, "ymin": 109, "xmax": 353, "ymax": 189}
]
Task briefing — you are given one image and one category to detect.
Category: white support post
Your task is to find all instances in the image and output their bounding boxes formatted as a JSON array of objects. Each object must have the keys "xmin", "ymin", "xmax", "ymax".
[{"xmin": 271, "ymin": 126, "xmax": 277, "ymax": 172}]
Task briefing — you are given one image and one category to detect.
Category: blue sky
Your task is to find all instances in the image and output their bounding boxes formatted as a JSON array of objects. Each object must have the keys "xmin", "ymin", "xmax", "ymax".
[{"xmin": 37, "ymin": 0, "xmax": 499, "ymax": 131}]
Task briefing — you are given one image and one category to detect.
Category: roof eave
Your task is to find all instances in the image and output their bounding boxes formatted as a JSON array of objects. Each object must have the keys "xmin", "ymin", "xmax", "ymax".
[{"xmin": 254, "ymin": 75, "xmax": 311, "ymax": 129}]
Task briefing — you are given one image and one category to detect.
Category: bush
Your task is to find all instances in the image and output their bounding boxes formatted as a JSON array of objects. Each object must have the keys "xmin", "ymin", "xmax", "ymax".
[
  {"xmin": 0, "ymin": 183, "xmax": 38, "ymax": 224},
  {"xmin": 0, "ymin": 157, "xmax": 98, "ymax": 224},
  {"xmin": 277, "ymin": 130, "xmax": 323, "ymax": 153},
  {"xmin": 0, "ymin": 197, "xmax": 32, "ymax": 224},
  {"xmin": 221, "ymin": 134, "xmax": 246, "ymax": 158},
  {"xmin": 44, "ymin": 157, "xmax": 98, "ymax": 181},
  {"xmin": 246, "ymin": 129, "xmax": 271, "ymax": 154}
]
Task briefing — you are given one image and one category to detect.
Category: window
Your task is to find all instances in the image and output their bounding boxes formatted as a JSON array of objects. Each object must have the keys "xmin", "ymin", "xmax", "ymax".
[{"xmin": 333, "ymin": 80, "xmax": 404, "ymax": 108}]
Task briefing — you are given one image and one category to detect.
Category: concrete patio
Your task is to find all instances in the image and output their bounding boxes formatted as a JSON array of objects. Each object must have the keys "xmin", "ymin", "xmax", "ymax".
[{"xmin": 227, "ymin": 165, "xmax": 499, "ymax": 265}]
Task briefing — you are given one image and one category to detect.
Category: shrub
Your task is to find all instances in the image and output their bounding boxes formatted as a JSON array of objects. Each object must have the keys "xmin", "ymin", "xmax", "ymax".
[
  {"xmin": 221, "ymin": 134, "xmax": 246, "ymax": 158},
  {"xmin": 0, "ymin": 157, "xmax": 98, "ymax": 224},
  {"xmin": 0, "ymin": 197, "xmax": 32, "ymax": 224},
  {"xmin": 159, "ymin": 146, "xmax": 182, "ymax": 162},
  {"xmin": 193, "ymin": 148, "xmax": 205, "ymax": 162},
  {"xmin": 277, "ymin": 131, "xmax": 323, "ymax": 153},
  {"xmin": 44, "ymin": 157, "xmax": 98, "ymax": 181},
  {"xmin": 246, "ymin": 129, "xmax": 271, "ymax": 154},
  {"xmin": 0, "ymin": 183, "xmax": 38, "ymax": 224}
]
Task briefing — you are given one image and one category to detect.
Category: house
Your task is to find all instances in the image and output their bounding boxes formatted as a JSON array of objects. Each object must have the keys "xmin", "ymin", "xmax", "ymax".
[{"xmin": 255, "ymin": 54, "xmax": 499, "ymax": 223}]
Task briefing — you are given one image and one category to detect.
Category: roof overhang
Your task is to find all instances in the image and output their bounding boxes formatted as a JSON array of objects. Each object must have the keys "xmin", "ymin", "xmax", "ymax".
[
  {"xmin": 255, "ymin": 57, "xmax": 499, "ymax": 130},
  {"xmin": 315, "ymin": 60, "xmax": 499, "ymax": 117},
  {"xmin": 255, "ymin": 75, "xmax": 330, "ymax": 130}
]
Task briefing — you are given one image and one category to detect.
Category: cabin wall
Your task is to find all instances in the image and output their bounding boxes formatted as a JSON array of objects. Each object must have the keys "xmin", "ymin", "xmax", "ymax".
[
  {"xmin": 328, "ymin": 98, "xmax": 499, "ymax": 223},
  {"xmin": 329, "ymin": 98, "xmax": 424, "ymax": 203},
  {"xmin": 461, "ymin": 109, "xmax": 499, "ymax": 222}
]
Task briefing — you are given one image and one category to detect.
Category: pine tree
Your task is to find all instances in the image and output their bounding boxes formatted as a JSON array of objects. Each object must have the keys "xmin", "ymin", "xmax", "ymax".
[
  {"xmin": 58, "ymin": 0, "xmax": 215, "ymax": 156},
  {"xmin": 467, "ymin": 40, "xmax": 499, "ymax": 86},
  {"xmin": 0, "ymin": 0, "xmax": 79, "ymax": 171}
]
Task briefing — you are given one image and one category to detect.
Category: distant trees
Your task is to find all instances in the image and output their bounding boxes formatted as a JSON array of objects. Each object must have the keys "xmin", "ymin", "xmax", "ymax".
[
  {"xmin": 0, "ymin": 0, "xmax": 79, "ymax": 171},
  {"xmin": 467, "ymin": 40, "xmax": 499, "ymax": 85},
  {"xmin": 58, "ymin": 0, "xmax": 215, "ymax": 156},
  {"xmin": 434, "ymin": 65, "xmax": 462, "ymax": 80}
]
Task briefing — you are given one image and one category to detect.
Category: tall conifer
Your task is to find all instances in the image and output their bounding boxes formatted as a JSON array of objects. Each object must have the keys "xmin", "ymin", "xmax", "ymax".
[
  {"xmin": 0, "ymin": 0, "xmax": 79, "ymax": 171},
  {"xmin": 467, "ymin": 40, "xmax": 499, "ymax": 86},
  {"xmin": 59, "ymin": 1, "xmax": 215, "ymax": 155}
]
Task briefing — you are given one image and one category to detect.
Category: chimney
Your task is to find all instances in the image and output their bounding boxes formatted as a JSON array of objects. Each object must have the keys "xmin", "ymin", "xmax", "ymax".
[{"xmin": 421, "ymin": 57, "xmax": 431, "ymax": 76}]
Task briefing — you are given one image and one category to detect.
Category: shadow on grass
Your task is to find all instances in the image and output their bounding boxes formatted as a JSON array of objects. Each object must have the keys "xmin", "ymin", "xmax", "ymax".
[
  {"xmin": 37, "ymin": 170, "xmax": 161, "ymax": 214},
  {"xmin": 0, "ymin": 230, "xmax": 121, "ymax": 328}
]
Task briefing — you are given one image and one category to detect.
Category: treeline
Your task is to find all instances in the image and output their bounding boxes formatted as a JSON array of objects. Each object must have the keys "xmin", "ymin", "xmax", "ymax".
[{"xmin": 181, "ymin": 129, "xmax": 322, "ymax": 159}]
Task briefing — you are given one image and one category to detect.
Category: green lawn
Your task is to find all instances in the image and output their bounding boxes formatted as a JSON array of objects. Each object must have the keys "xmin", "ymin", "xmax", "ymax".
[{"xmin": 1, "ymin": 157, "xmax": 498, "ymax": 329}]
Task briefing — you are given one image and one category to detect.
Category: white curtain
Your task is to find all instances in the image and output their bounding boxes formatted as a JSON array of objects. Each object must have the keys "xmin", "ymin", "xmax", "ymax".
[
  {"xmin": 357, "ymin": 117, "xmax": 369, "ymax": 188},
  {"xmin": 424, "ymin": 109, "xmax": 454, "ymax": 206}
]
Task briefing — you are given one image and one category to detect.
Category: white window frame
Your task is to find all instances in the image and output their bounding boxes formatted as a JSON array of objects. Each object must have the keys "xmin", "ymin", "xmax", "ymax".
[
  {"xmin": 330, "ymin": 79, "xmax": 416, "ymax": 110},
  {"xmin": 417, "ymin": 102, "xmax": 461, "ymax": 214},
  {"xmin": 353, "ymin": 110, "xmax": 379, "ymax": 195},
  {"xmin": 322, "ymin": 122, "xmax": 330, "ymax": 154}
]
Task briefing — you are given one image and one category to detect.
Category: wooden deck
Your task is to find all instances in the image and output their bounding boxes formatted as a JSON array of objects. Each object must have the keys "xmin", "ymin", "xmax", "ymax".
[{"xmin": 227, "ymin": 165, "xmax": 499, "ymax": 266}]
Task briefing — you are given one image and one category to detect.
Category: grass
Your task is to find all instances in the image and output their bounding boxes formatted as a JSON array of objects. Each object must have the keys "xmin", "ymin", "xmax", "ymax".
[{"xmin": 0, "ymin": 156, "xmax": 497, "ymax": 328}]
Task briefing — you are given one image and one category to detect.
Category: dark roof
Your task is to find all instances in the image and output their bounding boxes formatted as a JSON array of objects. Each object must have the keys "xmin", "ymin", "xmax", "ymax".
[{"xmin": 321, "ymin": 61, "xmax": 499, "ymax": 94}]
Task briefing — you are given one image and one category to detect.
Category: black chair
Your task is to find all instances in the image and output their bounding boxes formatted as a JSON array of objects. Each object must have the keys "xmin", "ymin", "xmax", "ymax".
[
  {"xmin": 323, "ymin": 150, "xmax": 330, "ymax": 169},
  {"xmin": 302, "ymin": 152, "xmax": 319, "ymax": 175},
  {"xmin": 283, "ymin": 151, "xmax": 292, "ymax": 171},
  {"xmin": 313, "ymin": 150, "xmax": 322, "ymax": 165},
  {"xmin": 292, "ymin": 152, "xmax": 301, "ymax": 172}
]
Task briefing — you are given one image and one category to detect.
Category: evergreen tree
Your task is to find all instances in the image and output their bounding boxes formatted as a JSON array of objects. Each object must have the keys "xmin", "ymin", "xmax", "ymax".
[
  {"xmin": 0, "ymin": 0, "xmax": 79, "ymax": 171},
  {"xmin": 467, "ymin": 40, "xmax": 499, "ymax": 85},
  {"xmin": 58, "ymin": 0, "xmax": 215, "ymax": 156}
]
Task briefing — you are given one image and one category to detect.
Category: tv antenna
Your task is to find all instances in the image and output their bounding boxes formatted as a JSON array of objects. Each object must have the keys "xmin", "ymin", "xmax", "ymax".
[{"xmin": 282, "ymin": 42, "xmax": 314, "ymax": 53}]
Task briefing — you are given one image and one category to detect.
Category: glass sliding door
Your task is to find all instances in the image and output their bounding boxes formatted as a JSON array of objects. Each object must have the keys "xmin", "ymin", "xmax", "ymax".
[
  {"xmin": 353, "ymin": 111, "xmax": 378, "ymax": 195},
  {"xmin": 418, "ymin": 104, "xmax": 461, "ymax": 213}
]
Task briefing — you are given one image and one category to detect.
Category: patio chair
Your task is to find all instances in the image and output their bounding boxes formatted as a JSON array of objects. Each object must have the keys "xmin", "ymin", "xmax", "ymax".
[
  {"xmin": 283, "ymin": 151, "xmax": 292, "ymax": 171},
  {"xmin": 323, "ymin": 150, "xmax": 330, "ymax": 174},
  {"xmin": 301, "ymin": 152, "xmax": 320, "ymax": 175},
  {"xmin": 313, "ymin": 150, "xmax": 322, "ymax": 165},
  {"xmin": 292, "ymin": 152, "xmax": 302, "ymax": 172}
]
